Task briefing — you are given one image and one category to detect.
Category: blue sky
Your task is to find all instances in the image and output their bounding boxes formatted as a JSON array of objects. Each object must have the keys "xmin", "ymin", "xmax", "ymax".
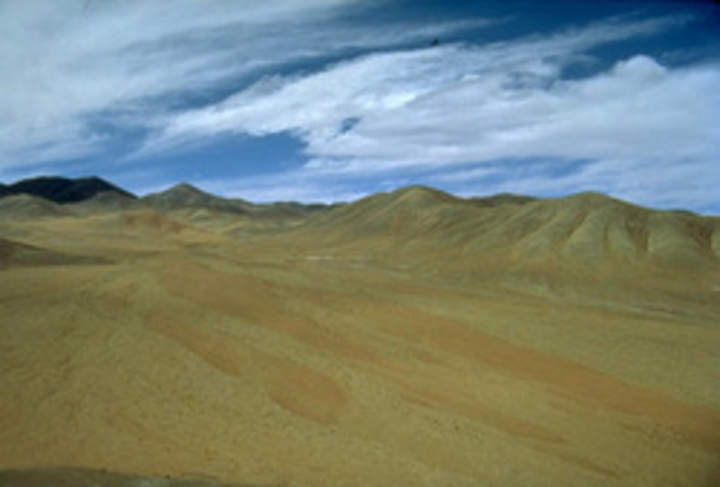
[{"xmin": 1, "ymin": 0, "xmax": 719, "ymax": 213}]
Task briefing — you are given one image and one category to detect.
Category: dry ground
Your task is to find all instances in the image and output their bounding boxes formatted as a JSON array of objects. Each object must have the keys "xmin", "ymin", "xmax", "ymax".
[{"xmin": 1, "ymin": 193, "xmax": 719, "ymax": 486}]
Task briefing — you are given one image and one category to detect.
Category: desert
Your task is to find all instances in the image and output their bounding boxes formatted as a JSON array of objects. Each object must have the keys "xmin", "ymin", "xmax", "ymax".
[
  {"xmin": 2, "ymin": 1, "xmax": 719, "ymax": 485},
  {"xmin": 1, "ymin": 178, "xmax": 719, "ymax": 486}
]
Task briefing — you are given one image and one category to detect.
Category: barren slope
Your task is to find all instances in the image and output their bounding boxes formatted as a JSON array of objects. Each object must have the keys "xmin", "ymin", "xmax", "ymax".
[
  {"xmin": 297, "ymin": 187, "xmax": 720, "ymax": 307},
  {"xmin": 0, "ymin": 189, "xmax": 718, "ymax": 487},
  {"xmin": 0, "ymin": 194, "xmax": 72, "ymax": 219}
]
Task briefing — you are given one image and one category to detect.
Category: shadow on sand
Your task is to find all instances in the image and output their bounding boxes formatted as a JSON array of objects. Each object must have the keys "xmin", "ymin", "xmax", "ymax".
[{"xmin": 0, "ymin": 468, "xmax": 277, "ymax": 487}]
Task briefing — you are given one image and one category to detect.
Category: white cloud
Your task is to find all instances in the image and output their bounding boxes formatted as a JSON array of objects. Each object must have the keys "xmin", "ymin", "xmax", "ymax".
[
  {"xmin": 152, "ymin": 15, "xmax": 688, "ymax": 161},
  {"xmin": 3, "ymin": 1, "xmax": 717, "ymax": 212},
  {"xmin": 0, "ymin": 0, "xmax": 488, "ymax": 168},
  {"xmin": 148, "ymin": 14, "xmax": 720, "ymax": 211}
]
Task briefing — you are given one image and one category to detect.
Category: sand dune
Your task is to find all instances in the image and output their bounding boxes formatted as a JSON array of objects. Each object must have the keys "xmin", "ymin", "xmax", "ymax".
[{"xmin": 0, "ymin": 187, "xmax": 718, "ymax": 486}]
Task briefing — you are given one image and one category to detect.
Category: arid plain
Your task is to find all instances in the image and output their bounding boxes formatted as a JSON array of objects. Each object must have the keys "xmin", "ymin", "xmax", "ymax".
[{"xmin": 1, "ymin": 183, "xmax": 719, "ymax": 487}]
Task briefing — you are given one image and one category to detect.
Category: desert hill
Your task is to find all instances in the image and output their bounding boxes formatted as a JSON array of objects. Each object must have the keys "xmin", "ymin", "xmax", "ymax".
[
  {"xmin": 469, "ymin": 192, "xmax": 537, "ymax": 207},
  {"xmin": 0, "ymin": 180, "xmax": 719, "ymax": 487},
  {"xmin": 0, "ymin": 194, "xmax": 73, "ymax": 219},
  {"xmin": 141, "ymin": 182, "xmax": 337, "ymax": 221},
  {"xmin": 137, "ymin": 183, "xmax": 339, "ymax": 236},
  {"xmin": 0, "ymin": 237, "xmax": 107, "ymax": 267},
  {"xmin": 297, "ymin": 185, "xmax": 720, "ymax": 267},
  {"xmin": 142, "ymin": 183, "xmax": 252, "ymax": 214},
  {"xmin": 0, "ymin": 178, "xmax": 337, "ymax": 238},
  {"xmin": 67, "ymin": 191, "xmax": 140, "ymax": 214},
  {"xmin": 290, "ymin": 187, "xmax": 719, "ymax": 312}
]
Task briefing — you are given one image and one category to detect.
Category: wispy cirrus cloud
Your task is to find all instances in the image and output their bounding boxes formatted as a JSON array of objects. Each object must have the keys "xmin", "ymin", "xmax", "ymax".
[
  {"xmin": 149, "ymin": 15, "xmax": 691, "ymax": 162},
  {"xmin": 145, "ymin": 14, "xmax": 720, "ymax": 211},
  {"xmin": 3, "ymin": 0, "xmax": 718, "ymax": 212},
  {"xmin": 0, "ymin": 0, "xmax": 488, "ymax": 170}
]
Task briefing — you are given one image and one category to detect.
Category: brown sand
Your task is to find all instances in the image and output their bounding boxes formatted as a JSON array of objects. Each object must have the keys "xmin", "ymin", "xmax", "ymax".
[{"xmin": 1, "ymin": 191, "xmax": 719, "ymax": 486}]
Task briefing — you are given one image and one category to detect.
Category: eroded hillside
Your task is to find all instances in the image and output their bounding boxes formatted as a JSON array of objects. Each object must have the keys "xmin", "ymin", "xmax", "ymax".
[{"xmin": 1, "ymin": 187, "xmax": 719, "ymax": 487}]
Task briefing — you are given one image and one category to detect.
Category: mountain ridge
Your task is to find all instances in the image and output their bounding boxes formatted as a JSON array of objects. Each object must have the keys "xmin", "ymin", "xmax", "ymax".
[
  {"xmin": 291, "ymin": 185, "xmax": 720, "ymax": 299},
  {"xmin": 0, "ymin": 193, "xmax": 73, "ymax": 218},
  {"xmin": 1, "ymin": 176, "xmax": 136, "ymax": 204},
  {"xmin": 2, "ymin": 175, "xmax": 719, "ymax": 274},
  {"xmin": 1, "ymin": 175, "xmax": 717, "ymax": 217},
  {"xmin": 141, "ymin": 182, "xmax": 253, "ymax": 214}
]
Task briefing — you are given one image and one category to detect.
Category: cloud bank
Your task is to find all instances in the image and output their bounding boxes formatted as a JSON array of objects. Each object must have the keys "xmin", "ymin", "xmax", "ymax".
[
  {"xmin": 1, "ymin": 1, "xmax": 718, "ymax": 211},
  {"xmin": 0, "ymin": 0, "xmax": 483, "ymax": 167},
  {"xmin": 150, "ymin": 15, "xmax": 719, "ymax": 209}
]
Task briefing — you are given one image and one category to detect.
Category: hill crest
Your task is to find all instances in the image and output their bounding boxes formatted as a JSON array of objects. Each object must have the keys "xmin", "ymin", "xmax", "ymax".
[
  {"xmin": 141, "ymin": 183, "xmax": 251, "ymax": 213},
  {"xmin": 1, "ymin": 176, "xmax": 136, "ymax": 204},
  {"xmin": 0, "ymin": 193, "xmax": 72, "ymax": 218},
  {"xmin": 299, "ymin": 186, "xmax": 720, "ymax": 272}
]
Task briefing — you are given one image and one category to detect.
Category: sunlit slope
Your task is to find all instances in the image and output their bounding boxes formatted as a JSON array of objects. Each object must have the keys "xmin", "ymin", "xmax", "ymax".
[
  {"xmin": 0, "ymin": 188, "xmax": 719, "ymax": 487},
  {"xmin": 301, "ymin": 186, "xmax": 720, "ymax": 266},
  {"xmin": 294, "ymin": 187, "xmax": 720, "ymax": 304},
  {"xmin": 139, "ymin": 183, "xmax": 335, "ymax": 235},
  {"xmin": 0, "ymin": 194, "xmax": 72, "ymax": 219},
  {"xmin": 0, "ymin": 237, "xmax": 107, "ymax": 267},
  {"xmin": 66, "ymin": 191, "xmax": 141, "ymax": 215},
  {"xmin": 142, "ymin": 183, "xmax": 253, "ymax": 214}
]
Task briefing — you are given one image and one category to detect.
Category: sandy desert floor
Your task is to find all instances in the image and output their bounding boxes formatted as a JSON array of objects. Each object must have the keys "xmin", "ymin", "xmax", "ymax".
[{"xmin": 1, "ymin": 204, "xmax": 719, "ymax": 487}]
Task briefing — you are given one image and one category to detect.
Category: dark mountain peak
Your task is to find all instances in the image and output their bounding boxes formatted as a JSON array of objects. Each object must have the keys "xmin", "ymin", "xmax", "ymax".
[{"xmin": 4, "ymin": 175, "xmax": 136, "ymax": 204}]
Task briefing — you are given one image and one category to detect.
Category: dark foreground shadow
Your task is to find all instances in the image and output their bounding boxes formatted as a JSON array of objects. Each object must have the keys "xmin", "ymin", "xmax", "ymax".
[{"xmin": 0, "ymin": 468, "xmax": 275, "ymax": 487}]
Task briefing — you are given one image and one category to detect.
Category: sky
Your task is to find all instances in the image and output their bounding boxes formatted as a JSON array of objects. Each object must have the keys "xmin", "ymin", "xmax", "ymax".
[{"xmin": 1, "ymin": 0, "xmax": 719, "ymax": 213}]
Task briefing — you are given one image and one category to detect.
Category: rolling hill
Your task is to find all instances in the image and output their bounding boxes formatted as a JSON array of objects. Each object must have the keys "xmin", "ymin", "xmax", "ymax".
[
  {"xmin": 296, "ymin": 185, "xmax": 720, "ymax": 270},
  {"xmin": 141, "ymin": 183, "xmax": 337, "ymax": 220},
  {"xmin": 0, "ymin": 179, "xmax": 718, "ymax": 487},
  {"xmin": 141, "ymin": 183, "xmax": 252, "ymax": 214},
  {"xmin": 290, "ymin": 186, "xmax": 720, "ymax": 310},
  {"xmin": 0, "ymin": 178, "xmax": 337, "ymax": 236},
  {"xmin": 0, "ymin": 194, "xmax": 73, "ymax": 219},
  {"xmin": 301, "ymin": 186, "xmax": 719, "ymax": 262}
]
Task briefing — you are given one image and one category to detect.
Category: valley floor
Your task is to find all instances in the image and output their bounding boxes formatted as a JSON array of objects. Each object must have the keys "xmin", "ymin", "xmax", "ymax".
[{"xmin": 1, "ymin": 214, "xmax": 719, "ymax": 487}]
